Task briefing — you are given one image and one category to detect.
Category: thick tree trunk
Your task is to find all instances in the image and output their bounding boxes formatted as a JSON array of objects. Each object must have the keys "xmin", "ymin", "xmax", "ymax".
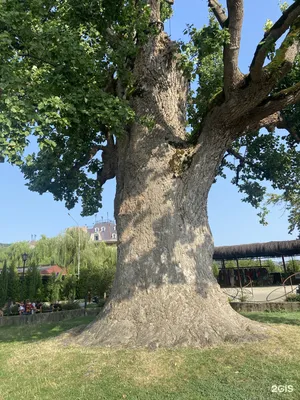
[{"xmin": 78, "ymin": 33, "xmax": 265, "ymax": 348}]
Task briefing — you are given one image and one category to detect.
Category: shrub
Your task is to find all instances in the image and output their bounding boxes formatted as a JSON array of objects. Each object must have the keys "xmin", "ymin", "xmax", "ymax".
[
  {"xmin": 286, "ymin": 294, "xmax": 300, "ymax": 302},
  {"xmin": 212, "ymin": 262, "xmax": 220, "ymax": 278},
  {"xmin": 239, "ymin": 295, "xmax": 248, "ymax": 302},
  {"xmin": 97, "ymin": 299, "xmax": 106, "ymax": 307},
  {"xmin": 60, "ymin": 301, "xmax": 81, "ymax": 310},
  {"xmin": 3, "ymin": 304, "xmax": 18, "ymax": 316},
  {"xmin": 41, "ymin": 303, "xmax": 52, "ymax": 312}
]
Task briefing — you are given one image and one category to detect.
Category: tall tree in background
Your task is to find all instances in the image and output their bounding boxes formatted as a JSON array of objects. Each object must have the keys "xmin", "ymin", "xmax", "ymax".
[
  {"xmin": 25, "ymin": 264, "xmax": 43, "ymax": 300},
  {"xmin": 0, "ymin": 231, "xmax": 117, "ymax": 291},
  {"xmin": 78, "ymin": 242, "xmax": 117, "ymax": 299},
  {"xmin": 56, "ymin": 228, "xmax": 89, "ymax": 273},
  {"xmin": 0, "ymin": 1, "xmax": 300, "ymax": 346},
  {"xmin": 0, "ymin": 261, "xmax": 8, "ymax": 307},
  {"xmin": 0, "ymin": 242, "xmax": 31, "ymax": 268},
  {"xmin": 31, "ymin": 235, "xmax": 58, "ymax": 266},
  {"xmin": 62, "ymin": 274, "xmax": 77, "ymax": 301},
  {"xmin": 45, "ymin": 273, "xmax": 63, "ymax": 303},
  {"xmin": 7, "ymin": 264, "xmax": 20, "ymax": 303}
]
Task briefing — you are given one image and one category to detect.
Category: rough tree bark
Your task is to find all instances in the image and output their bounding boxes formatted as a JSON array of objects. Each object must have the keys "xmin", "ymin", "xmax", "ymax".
[
  {"xmin": 77, "ymin": 32, "xmax": 264, "ymax": 348},
  {"xmin": 75, "ymin": 0, "xmax": 300, "ymax": 348}
]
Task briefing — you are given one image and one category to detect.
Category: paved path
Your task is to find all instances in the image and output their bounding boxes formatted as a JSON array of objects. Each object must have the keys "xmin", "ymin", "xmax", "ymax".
[{"xmin": 223, "ymin": 285, "xmax": 298, "ymax": 302}]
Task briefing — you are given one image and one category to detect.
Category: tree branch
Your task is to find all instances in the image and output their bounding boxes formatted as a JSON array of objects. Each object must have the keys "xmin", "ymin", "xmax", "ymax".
[
  {"xmin": 257, "ymin": 112, "xmax": 284, "ymax": 133},
  {"xmin": 223, "ymin": 0, "xmax": 244, "ymax": 96},
  {"xmin": 208, "ymin": 0, "xmax": 228, "ymax": 28},
  {"xmin": 226, "ymin": 147, "xmax": 264, "ymax": 184},
  {"xmin": 263, "ymin": 25, "xmax": 300, "ymax": 86},
  {"xmin": 250, "ymin": 0, "xmax": 300, "ymax": 82},
  {"xmin": 97, "ymin": 139, "xmax": 117, "ymax": 186},
  {"xmin": 148, "ymin": 0, "xmax": 161, "ymax": 24},
  {"xmin": 276, "ymin": 115, "xmax": 300, "ymax": 143},
  {"xmin": 69, "ymin": 145, "xmax": 104, "ymax": 176},
  {"xmin": 226, "ymin": 147, "xmax": 244, "ymax": 162},
  {"xmin": 67, "ymin": 136, "xmax": 116, "ymax": 187},
  {"xmin": 250, "ymin": 83, "xmax": 300, "ymax": 123},
  {"xmin": 19, "ymin": 53, "xmax": 59, "ymax": 68},
  {"xmin": 237, "ymin": 83, "xmax": 300, "ymax": 136}
]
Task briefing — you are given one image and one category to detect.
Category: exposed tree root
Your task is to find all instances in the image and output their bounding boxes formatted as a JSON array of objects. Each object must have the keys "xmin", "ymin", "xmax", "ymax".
[{"xmin": 74, "ymin": 284, "xmax": 267, "ymax": 349}]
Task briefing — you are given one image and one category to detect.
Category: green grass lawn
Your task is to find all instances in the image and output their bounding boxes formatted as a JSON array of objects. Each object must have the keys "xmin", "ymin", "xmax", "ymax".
[
  {"xmin": 241, "ymin": 311, "xmax": 300, "ymax": 326},
  {"xmin": 0, "ymin": 312, "xmax": 300, "ymax": 400}
]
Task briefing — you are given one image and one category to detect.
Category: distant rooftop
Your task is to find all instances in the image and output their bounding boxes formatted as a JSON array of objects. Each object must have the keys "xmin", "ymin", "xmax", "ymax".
[
  {"xmin": 214, "ymin": 239, "xmax": 300, "ymax": 260},
  {"xmin": 88, "ymin": 219, "xmax": 115, "ymax": 227},
  {"xmin": 87, "ymin": 220, "xmax": 117, "ymax": 244},
  {"xmin": 15, "ymin": 265, "xmax": 66, "ymax": 276}
]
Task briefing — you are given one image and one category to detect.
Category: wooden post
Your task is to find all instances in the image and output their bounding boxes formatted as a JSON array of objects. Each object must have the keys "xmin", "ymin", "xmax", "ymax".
[
  {"xmin": 236, "ymin": 259, "xmax": 243, "ymax": 299},
  {"xmin": 282, "ymin": 255, "xmax": 287, "ymax": 274}
]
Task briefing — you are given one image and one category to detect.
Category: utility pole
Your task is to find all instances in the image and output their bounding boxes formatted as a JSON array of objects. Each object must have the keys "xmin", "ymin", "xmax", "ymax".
[{"xmin": 21, "ymin": 253, "xmax": 28, "ymax": 305}]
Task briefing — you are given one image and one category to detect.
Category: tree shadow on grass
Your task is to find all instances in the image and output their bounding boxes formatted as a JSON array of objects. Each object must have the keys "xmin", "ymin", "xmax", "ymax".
[
  {"xmin": 242, "ymin": 312, "xmax": 300, "ymax": 327},
  {"xmin": 0, "ymin": 316, "xmax": 95, "ymax": 344}
]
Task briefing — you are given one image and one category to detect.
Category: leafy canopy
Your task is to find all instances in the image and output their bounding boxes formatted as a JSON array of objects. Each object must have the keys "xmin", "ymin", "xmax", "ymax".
[
  {"xmin": 0, "ymin": 0, "xmax": 299, "ymax": 235},
  {"xmin": 0, "ymin": 0, "xmax": 153, "ymax": 214}
]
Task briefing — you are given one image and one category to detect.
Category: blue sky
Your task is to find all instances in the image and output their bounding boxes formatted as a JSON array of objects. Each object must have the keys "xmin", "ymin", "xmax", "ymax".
[{"xmin": 0, "ymin": 1, "xmax": 298, "ymax": 245}]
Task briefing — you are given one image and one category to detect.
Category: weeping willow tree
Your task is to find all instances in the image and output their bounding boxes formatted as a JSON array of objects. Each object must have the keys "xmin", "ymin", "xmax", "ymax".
[
  {"xmin": 78, "ymin": 241, "xmax": 117, "ymax": 298},
  {"xmin": 55, "ymin": 229, "xmax": 117, "ymax": 298},
  {"xmin": 0, "ymin": 231, "xmax": 117, "ymax": 302},
  {"xmin": 0, "ymin": 242, "xmax": 31, "ymax": 268},
  {"xmin": 25, "ymin": 264, "xmax": 43, "ymax": 301},
  {"xmin": 0, "ymin": 0, "xmax": 300, "ymax": 347},
  {"xmin": 56, "ymin": 229, "xmax": 88, "ymax": 273},
  {"xmin": 30, "ymin": 235, "xmax": 59, "ymax": 265},
  {"xmin": 0, "ymin": 230, "xmax": 116, "ymax": 273}
]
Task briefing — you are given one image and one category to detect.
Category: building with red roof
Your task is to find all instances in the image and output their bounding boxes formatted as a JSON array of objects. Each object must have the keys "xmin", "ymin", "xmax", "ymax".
[{"xmin": 16, "ymin": 264, "xmax": 66, "ymax": 276}]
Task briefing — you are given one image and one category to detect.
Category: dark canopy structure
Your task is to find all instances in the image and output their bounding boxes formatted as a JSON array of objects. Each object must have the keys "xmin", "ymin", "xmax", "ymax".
[{"xmin": 213, "ymin": 240, "xmax": 300, "ymax": 261}]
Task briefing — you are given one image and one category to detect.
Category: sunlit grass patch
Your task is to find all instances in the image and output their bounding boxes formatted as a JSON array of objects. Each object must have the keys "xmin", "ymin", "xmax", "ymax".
[{"xmin": 0, "ymin": 313, "xmax": 300, "ymax": 399}]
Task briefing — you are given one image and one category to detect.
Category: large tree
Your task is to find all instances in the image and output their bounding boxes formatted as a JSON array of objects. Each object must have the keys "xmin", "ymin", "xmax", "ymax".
[{"xmin": 0, "ymin": 0, "xmax": 300, "ymax": 347}]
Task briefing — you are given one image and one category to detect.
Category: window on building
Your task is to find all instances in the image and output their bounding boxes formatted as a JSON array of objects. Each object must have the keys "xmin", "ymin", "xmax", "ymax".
[
  {"xmin": 113, "ymin": 226, "xmax": 116, "ymax": 231},
  {"xmin": 94, "ymin": 235, "xmax": 99, "ymax": 241},
  {"xmin": 112, "ymin": 233, "xmax": 117, "ymax": 239},
  {"xmin": 95, "ymin": 227, "xmax": 99, "ymax": 232},
  {"xmin": 100, "ymin": 226, "xmax": 105, "ymax": 232}
]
